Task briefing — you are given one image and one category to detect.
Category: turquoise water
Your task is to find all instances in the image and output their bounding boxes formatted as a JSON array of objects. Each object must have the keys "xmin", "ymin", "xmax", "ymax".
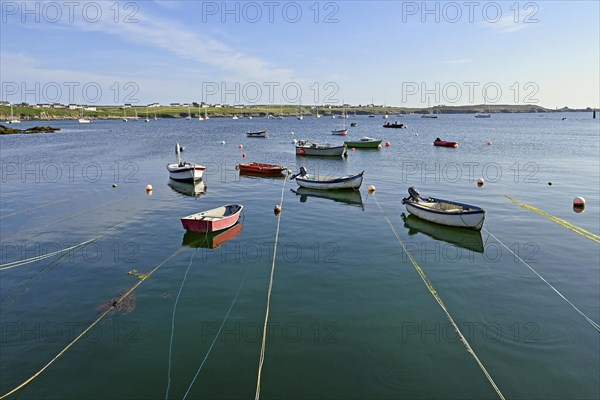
[{"xmin": 1, "ymin": 113, "xmax": 598, "ymax": 399}]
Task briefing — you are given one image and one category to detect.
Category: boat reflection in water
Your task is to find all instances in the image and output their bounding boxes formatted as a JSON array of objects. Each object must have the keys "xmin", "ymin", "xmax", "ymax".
[
  {"xmin": 402, "ymin": 213, "xmax": 484, "ymax": 253},
  {"xmin": 168, "ymin": 178, "xmax": 207, "ymax": 197},
  {"xmin": 182, "ymin": 222, "xmax": 243, "ymax": 249},
  {"xmin": 290, "ymin": 188, "xmax": 364, "ymax": 210}
]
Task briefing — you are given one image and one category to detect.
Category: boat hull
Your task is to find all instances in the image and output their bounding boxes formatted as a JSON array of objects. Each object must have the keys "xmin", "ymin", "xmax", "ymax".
[
  {"xmin": 295, "ymin": 144, "xmax": 347, "ymax": 157},
  {"xmin": 331, "ymin": 129, "xmax": 348, "ymax": 136},
  {"xmin": 433, "ymin": 141, "xmax": 458, "ymax": 148},
  {"xmin": 295, "ymin": 172, "xmax": 364, "ymax": 190},
  {"xmin": 247, "ymin": 130, "xmax": 267, "ymax": 138},
  {"xmin": 181, "ymin": 204, "xmax": 243, "ymax": 233},
  {"xmin": 167, "ymin": 163, "xmax": 205, "ymax": 182},
  {"xmin": 238, "ymin": 163, "xmax": 286, "ymax": 176},
  {"xmin": 344, "ymin": 139, "xmax": 382, "ymax": 148},
  {"xmin": 403, "ymin": 198, "xmax": 485, "ymax": 231}
]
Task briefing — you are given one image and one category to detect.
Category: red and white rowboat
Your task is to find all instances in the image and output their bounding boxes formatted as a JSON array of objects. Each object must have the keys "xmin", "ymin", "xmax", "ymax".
[{"xmin": 181, "ymin": 204, "xmax": 244, "ymax": 233}]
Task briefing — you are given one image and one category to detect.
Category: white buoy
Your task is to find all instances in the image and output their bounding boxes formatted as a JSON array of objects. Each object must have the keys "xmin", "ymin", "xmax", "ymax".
[
  {"xmin": 221, "ymin": 141, "xmax": 225, "ymax": 145},
  {"xmin": 290, "ymin": 131, "xmax": 294, "ymax": 135},
  {"xmin": 477, "ymin": 178, "xmax": 484, "ymax": 187},
  {"xmin": 274, "ymin": 204, "xmax": 282, "ymax": 215},
  {"xmin": 368, "ymin": 185, "xmax": 376, "ymax": 193}
]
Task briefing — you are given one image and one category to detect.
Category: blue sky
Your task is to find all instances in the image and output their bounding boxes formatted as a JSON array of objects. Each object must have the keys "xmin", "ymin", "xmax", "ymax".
[{"xmin": 1, "ymin": 0, "xmax": 598, "ymax": 108}]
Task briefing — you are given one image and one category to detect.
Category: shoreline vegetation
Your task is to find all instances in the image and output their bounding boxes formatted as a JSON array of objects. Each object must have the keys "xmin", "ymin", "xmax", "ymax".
[{"xmin": 0, "ymin": 104, "xmax": 595, "ymax": 121}]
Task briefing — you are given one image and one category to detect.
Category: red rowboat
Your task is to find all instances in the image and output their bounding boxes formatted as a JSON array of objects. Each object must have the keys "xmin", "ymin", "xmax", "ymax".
[
  {"xmin": 237, "ymin": 162, "xmax": 287, "ymax": 175},
  {"xmin": 433, "ymin": 138, "xmax": 458, "ymax": 148},
  {"xmin": 181, "ymin": 204, "xmax": 243, "ymax": 233}
]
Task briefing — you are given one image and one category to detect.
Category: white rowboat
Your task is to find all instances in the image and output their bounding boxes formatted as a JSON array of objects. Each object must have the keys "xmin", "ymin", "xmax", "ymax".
[{"xmin": 402, "ymin": 187, "xmax": 486, "ymax": 231}]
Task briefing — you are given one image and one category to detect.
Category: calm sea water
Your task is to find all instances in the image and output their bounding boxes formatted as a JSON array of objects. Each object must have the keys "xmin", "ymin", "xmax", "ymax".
[{"xmin": 1, "ymin": 113, "xmax": 598, "ymax": 399}]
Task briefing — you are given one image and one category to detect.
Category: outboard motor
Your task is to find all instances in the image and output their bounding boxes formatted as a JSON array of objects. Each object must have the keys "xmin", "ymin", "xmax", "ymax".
[
  {"xmin": 402, "ymin": 186, "xmax": 421, "ymax": 204},
  {"xmin": 408, "ymin": 186, "xmax": 421, "ymax": 201},
  {"xmin": 290, "ymin": 166, "xmax": 308, "ymax": 180}
]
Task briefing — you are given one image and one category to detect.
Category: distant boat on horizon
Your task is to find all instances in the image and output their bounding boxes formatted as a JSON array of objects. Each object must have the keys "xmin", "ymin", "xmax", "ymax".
[{"xmin": 6, "ymin": 104, "xmax": 21, "ymax": 124}]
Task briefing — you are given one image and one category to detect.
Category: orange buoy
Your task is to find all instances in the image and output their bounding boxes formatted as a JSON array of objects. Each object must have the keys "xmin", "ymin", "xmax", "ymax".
[
  {"xmin": 487, "ymin": 140, "xmax": 492, "ymax": 145},
  {"xmin": 368, "ymin": 185, "xmax": 376, "ymax": 193},
  {"xmin": 299, "ymin": 149, "xmax": 305, "ymax": 155},
  {"xmin": 352, "ymin": 147, "xmax": 356, "ymax": 151},
  {"xmin": 477, "ymin": 178, "xmax": 484, "ymax": 187},
  {"xmin": 385, "ymin": 141, "xmax": 390, "ymax": 147}
]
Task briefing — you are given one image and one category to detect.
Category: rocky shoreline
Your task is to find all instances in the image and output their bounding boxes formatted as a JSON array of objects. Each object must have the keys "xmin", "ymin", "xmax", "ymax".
[{"xmin": 0, "ymin": 125, "xmax": 61, "ymax": 134}]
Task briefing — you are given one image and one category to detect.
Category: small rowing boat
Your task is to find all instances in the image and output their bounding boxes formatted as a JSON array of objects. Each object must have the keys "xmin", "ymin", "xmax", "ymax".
[
  {"xmin": 295, "ymin": 140, "xmax": 347, "ymax": 157},
  {"xmin": 166, "ymin": 143, "xmax": 205, "ymax": 182},
  {"xmin": 401, "ymin": 187, "xmax": 486, "ymax": 231},
  {"xmin": 181, "ymin": 204, "xmax": 244, "ymax": 233},
  {"xmin": 237, "ymin": 162, "xmax": 287, "ymax": 176},
  {"xmin": 433, "ymin": 138, "xmax": 458, "ymax": 148},
  {"xmin": 344, "ymin": 137, "xmax": 382, "ymax": 149},
  {"xmin": 291, "ymin": 167, "xmax": 363, "ymax": 190},
  {"xmin": 383, "ymin": 121, "xmax": 406, "ymax": 129},
  {"xmin": 247, "ymin": 130, "xmax": 267, "ymax": 138},
  {"xmin": 331, "ymin": 129, "xmax": 348, "ymax": 136}
]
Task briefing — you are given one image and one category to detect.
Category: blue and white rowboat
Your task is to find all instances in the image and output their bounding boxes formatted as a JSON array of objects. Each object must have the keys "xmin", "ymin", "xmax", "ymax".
[
  {"xmin": 401, "ymin": 187, "xmax": 486, "ymax": 231},
  {"xmin": 291, "ymin": 168, "xmax": 364, "ymax": 190}
]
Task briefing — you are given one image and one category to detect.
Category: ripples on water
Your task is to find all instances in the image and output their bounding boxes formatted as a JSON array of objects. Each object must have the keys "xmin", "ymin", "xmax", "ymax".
[{"xmin": 0, "ymin": 113, "xmax": 598, "ymax": 399}]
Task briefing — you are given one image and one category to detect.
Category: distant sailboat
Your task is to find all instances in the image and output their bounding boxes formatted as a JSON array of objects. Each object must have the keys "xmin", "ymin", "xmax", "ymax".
[
  {"xmin": 186, "ymin": 105, "xmax": 192, "ymax": 120},
  {"xmin": 297, "ymin": 103, "xmax": 304, "ymax": 120},
  {"xmin": 78, "ymin": 108, "xmax": 91, "ymax": 123},
  {"xmin": 123, "ymin": 107, "xmax": 128, "ymax": 122},
  {"xmin": 198, "ymin": 104, "xmax": 204, "ymax": 121},
  {"xmin": 316, "ymin": 106, "xmax": 321, "ymax": 118},
  {"xmin": 422, "ymin": 99, "xmax": 438, "ymax": 118},
  {"xmin": 475, "ymin": 102, "xmax": 491, "ymax": 118},
  {"xmin": 154, "ymin": 110, "xmax": 158, "ymax": 120},
  {"xmin": 145, "ymin": 107, "xmax": 150, "ymax": 122},
  {"xmin": 369, "ymin": 98, "xmax": 375, "ymax": 117},
  {"xmin": 6, "ymin": 104, "xmax": 21, "ymax": 124}
]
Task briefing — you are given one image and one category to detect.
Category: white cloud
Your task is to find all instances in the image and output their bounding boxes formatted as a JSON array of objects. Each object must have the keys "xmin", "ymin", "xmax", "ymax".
[
  {"xmin": 482, "ymin": 14, "xmax": 538, "ymax": 34},
  {"xmin": 68, "ymin": 3, "xmax": 295, "ymax": 83}
]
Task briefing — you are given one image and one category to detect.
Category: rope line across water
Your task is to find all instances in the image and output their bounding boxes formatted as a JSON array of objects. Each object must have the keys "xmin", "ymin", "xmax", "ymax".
[
  {"xmin": 482, "ymin": 227, "xmax": 600, "ymax": 332},
  {"xmin": 505, "ymin": 195, "xmax": 600, "ymax": 244},
  {"xmin": 373, "ymin": 195, "xmax": 505, "ymax": 400},
  {"xmin": 255, "ymin": 177, "xmax": 287, "ymax": 400},
  {"xmin": 0, "ymin": 247, "xmax": 185, "ymax": 400}
]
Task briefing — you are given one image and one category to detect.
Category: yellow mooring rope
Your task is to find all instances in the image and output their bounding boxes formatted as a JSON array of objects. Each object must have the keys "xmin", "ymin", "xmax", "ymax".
[
  {"xmin": 0, "ymin": 247, "xmax": 185, "ymax": 399},
  {"xmin": 255, "ymin": 177, "xmax": 287, "ymax": 400},
  {"xmin": 505, "ymin": 195, "xmax": 600, "ymax": 244},
  {"xmin": 373, "ymin": 195, "xmax": 505, "ymax": 400}
]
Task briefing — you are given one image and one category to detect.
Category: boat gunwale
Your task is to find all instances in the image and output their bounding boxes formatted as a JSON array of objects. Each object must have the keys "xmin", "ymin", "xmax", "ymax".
[{"xmin": 405, "ymin": 197, "xmax": 485, "ymax": 216}]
